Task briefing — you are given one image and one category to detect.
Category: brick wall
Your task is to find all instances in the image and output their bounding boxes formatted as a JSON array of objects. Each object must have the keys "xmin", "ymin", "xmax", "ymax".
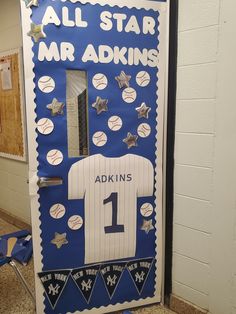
[
  {"xmin": 173, "ymin": 1, "xmax": 236, "ymax": 313},
  {"xmin": 172, "ymin": 0, "xmax": 220, "ymax": 310}
]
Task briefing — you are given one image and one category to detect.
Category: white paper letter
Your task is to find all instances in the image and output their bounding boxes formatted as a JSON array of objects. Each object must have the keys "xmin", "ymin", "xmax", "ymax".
[
  {"xmin": 99, "ymin": 45, "xmax": 114, "ymax": 64},
  {"xmin": 143, "ymin": 16, "xmax": 156, "ymax": 35},
  {"xmin": 61, "ymin": 42, "xmax": 75, "ymax": 61},
  {"xmin": 100, "ymin": 11, "xmax": 113, "ymax": 31},
  {"xmin": 75, "ymin": 8, "xmax": 88, "ymax": 27},
  {"xmin": 42, "ymin": 6, "xmax": 61, "ymax": 26},
  {"xmin": 62, "ymin": 7, "xmax": 75, "ymax": 27},
  {"xmin": 113, "ymin": 13, "xmax": 127, "ymax": 32},
  {"xmin": 128, "ymin": 48, "xmax": 134, "ymax": 65},
  {"xmin": 82, "ymin": 44, "xmax": 99, "ymax": 63},
  {"xmin": 125, "ymin": 16, "xmax": 140, "ymax": 34},
  {"xmin": 114, "ymin": 46, "xmax": 127, "ymax": 65},
  {"xmin": 38, "ymin": 42, "xmax": 60, "ymax": 61},
  {"xmin": 134, "ymin": 48, "xmax": 148, "ymax": 66}
]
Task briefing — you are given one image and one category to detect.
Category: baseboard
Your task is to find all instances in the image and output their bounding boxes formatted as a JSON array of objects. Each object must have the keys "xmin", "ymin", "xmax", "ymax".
[
  {"xmin": 170, "ymin": 295, "xmax": 208, "ymax": 314},
  {"xmin": 0, "ymin": 207, "xmax": 31, "ymax": 232}
]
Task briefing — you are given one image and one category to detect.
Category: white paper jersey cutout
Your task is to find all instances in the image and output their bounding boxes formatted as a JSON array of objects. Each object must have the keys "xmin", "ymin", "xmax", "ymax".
[
  {"xmin": 92, "ymin": 73, "xmax": 108, "ymax": 90},
  {"xmin": 46, "ymin": 149, "xmax": 63, "ymax": 166},
  {"xmin": 136, "ymin": 71, "xmax": 151, "ymax": 87},
  {"xmin": 50, "ymin": 204, "xmax": 66, "ymax": 219},
  {"xmin": 68, "ymin": 215, "xmax": 83, "ymax": 230},
  {"xmin": 92, "ymin": 131, "xmax": 107, "ymax": 147},
  {"xmin": 108, "ymin": 116, "xmax": 123, "ymax": 131},
  {"xmin": 137, "ymin": 123, "xmax": 151, "ymax": 138},
  {"xmin": 37, "ymin": 118, "xmax": 54, "ymax": 135},
  {"xmin": 140, "ymin": 203, "xmax": 153, "ymax": 218},
  {"xmin": 122, "ymin": 87, "xmax": 137, "ymax": 103},
  {"xmin": 38, "ymin": 76, "xmax": 55, "ymax": 93},
  {"xmin": 68, "ymin": 154, "xmax": 154, "ymax": 264}
]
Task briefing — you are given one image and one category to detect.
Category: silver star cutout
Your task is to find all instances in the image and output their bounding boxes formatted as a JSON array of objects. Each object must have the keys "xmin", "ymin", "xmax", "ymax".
[
  {"xmin": 123, "ymin": 132, "xmax": 138, "ymax": 149},
  {"xmin": 23, "ymin": 0, "xmax": 39, "ymax": 8},
  {"xmin": 51, "ymin": 232, "xmax": 68, "ymax": 249},
  {"xmin": 115, "ymin": 71, "xmax": 131, "ymax": 89},
  {"xmin": 136, "ymin": 103, "xmax": 151, "ymax": 119},
  {"xmin": 141, "ymin": 219, "xmax": 154, "ymax": 234},
  {"xmin": 47, "ymin": 98, "xmax": 64, "ymax": 116},
  {"xmin": 27, "ymin": 23, "xmax": 46, "ymax": 43},
  {"xmin": 92, "ymin": 96, "xmax": 108, "ymax": 115}
]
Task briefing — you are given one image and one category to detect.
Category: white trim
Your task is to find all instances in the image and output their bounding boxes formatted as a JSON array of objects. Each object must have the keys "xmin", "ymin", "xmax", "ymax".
[
  {"xmin": 160, "ymin": 0, "xmax": 170, "ymax": 304},
  {"xmin": 20, "ymin": 2, "xmax": 44, "ymax": 313},
  {"xmin": 64, "ymin": 0, "xmax": 167, "ymax": 11},
  {"xmin": 0, "ymin": 48, "xmax": 27, "ymax": 162}
]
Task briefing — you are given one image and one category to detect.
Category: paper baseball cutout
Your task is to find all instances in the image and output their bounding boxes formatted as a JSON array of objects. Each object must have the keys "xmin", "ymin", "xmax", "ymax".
[
  {"xmin": 92, "ymin": 131, "xmax": 107, "ymax": 147},
  {"xmin": 50, "ymin": 204, "xmax": 66, "ymax": 219},
  {"xmin": 37, "ymin": 118, "xmax": 54, "ymax": 135},
  {"xmin": 38, "ymin": 76, "xmax": 55, "ymax": 93},
  {"xmin": 68, "ymin": 215, "xmax": 83, "ymax": 230},
  {"xmin": 108, "ymin": 116, "xmax": 123, "ymax": 131},
  {"xmin": 92, "ymin": 73, "xmax": 108, "ymax": 90},
  {"xmin": 122, "ymin": 88, "xmax": 137, "ymax": 103},
  {"xmin": 46, "ymin": 149, "xmax": 63, "ymax": 166},
  {"xmin": 136, "ymin": 71, "xmax": 151, "ymax": 87},
  {"xmin": 140, "ymin": 203, "xmax": 154, "ymax": 218},
  {"xmin": 137, "ymin": 123, "xmax": 151, "ymax": 138}
]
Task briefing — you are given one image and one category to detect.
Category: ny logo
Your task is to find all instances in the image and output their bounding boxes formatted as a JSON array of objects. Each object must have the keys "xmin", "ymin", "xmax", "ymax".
[
  {"xmin": 107, "ymin": 275, "xmax": 117, "ymax": 286},
  {"xmin": 81, "ymin": 279, "xmax": 92, "ymax": 291},
  {"xmin": 48, "ymin": 283, "xmax": 60, "ymax": 295},
  {"xmin": 135, "ymin": 271, "xmax": 145, "ymax": 283}
]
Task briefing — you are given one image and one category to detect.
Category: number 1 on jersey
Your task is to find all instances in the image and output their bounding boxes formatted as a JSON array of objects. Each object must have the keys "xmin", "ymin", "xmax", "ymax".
[{"xmin": 104, "ymin": 192, "xmax": 124, "ymax": 234}]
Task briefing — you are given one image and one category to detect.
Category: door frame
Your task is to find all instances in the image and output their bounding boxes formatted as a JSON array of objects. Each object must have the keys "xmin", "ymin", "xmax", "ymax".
[{"xmin": 163, "ymin": 0, "xmax": 178, "ymax": 302}]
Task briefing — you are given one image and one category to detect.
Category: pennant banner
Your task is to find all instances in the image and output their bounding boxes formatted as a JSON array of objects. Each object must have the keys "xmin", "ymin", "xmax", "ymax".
[
  {"xmin": 127, "ymin": 258, "xmax": 154, "ymax": 294},
  {"xmin": 100, "ymin": 261, "xmax": 127, "ymax": 299},
  {"xmin": 71, "ymin": 265, "xmax": 100, "ymax": 303},
  {"xmin": 38, "ymin": 270, "xmax": 71, "ymax": 309}
]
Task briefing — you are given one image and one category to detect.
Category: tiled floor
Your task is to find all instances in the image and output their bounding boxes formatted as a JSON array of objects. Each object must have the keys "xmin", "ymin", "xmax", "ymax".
[
  {"xmin": 0, "ymin": 218, "xmax": 35, "ymax": 314},
  {"xmin": 0, "ymin": 218, "xmax": 175, "ymax": 314}
]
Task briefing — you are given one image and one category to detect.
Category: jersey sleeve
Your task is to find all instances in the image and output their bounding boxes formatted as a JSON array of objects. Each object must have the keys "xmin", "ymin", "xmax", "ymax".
[
  {"xmin": 136, "ymin": 156, "xmax": 154, "ymax": 197},
  {"xmin": 68, "ymin": 160, "xmax": 85, "ymax": 200}
]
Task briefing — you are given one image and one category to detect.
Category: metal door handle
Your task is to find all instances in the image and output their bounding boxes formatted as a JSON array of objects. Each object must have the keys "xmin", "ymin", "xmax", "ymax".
[{"xmin": 37, "ymin": 177, "xmax": 63, "ymax": 188}]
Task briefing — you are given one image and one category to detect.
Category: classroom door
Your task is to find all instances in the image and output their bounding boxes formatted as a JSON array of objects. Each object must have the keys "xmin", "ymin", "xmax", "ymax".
[{"xmin": 20, "ymin": 0, "xmax": 168, "ymax": 313}]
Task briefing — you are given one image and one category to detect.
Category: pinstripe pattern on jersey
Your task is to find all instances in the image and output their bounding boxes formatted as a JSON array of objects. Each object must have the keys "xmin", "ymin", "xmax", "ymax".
[{"xmin": 68, "ymin": 154, "xmax": 154, "ymax": 264}]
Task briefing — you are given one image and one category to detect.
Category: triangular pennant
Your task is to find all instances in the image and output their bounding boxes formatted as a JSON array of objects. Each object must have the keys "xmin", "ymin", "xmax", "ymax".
[
  {"xmin": 38, "ymin": 269, "xmax": 71, "ymax": 309},
  {"xmin": 127, "ymin": 258, "xmax": 154, "ymax": 294},
  {"xmin": 100, "ymin": 261, "xmax": 127, "ymax": 299},
  {"xmin": 71, "ymin": 265, "xmax": 100, "ymax": 303}
]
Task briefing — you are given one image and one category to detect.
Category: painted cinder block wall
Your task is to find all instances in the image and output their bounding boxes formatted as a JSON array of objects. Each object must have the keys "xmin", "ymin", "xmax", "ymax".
[
  {"xmin": 173, "ymin": 1, "xmax": 236, "ymax": 313},
  {"xmin": 0, "ymin": 0, "xmax": 31, "ymax": 223}
]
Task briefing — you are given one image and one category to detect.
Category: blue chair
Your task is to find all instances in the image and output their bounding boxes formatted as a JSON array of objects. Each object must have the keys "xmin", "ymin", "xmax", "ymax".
[{"xmin": 0, "ymin": 230, "xmax": 35, "ymax": 306}]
